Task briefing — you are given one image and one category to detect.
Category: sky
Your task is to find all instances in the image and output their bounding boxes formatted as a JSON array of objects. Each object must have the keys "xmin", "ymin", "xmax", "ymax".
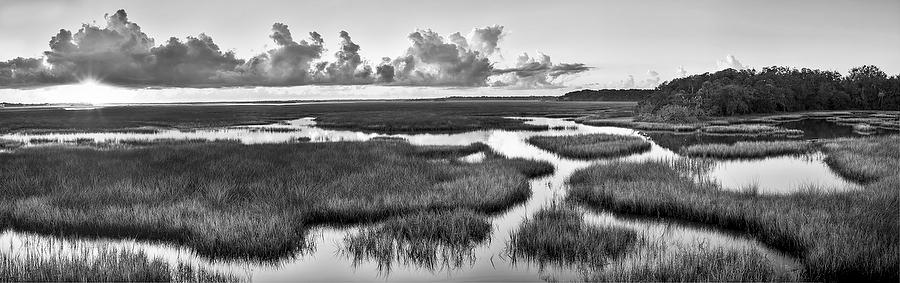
[{"xmin": 0, "ymin": 0, "xmax": 898, "ymax": 102}]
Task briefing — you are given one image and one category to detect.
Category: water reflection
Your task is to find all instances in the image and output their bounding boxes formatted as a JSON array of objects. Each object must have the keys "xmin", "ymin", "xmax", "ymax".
[
  {"xmin": 0, "ymin": 115, "xmax": 850, "ymax": 281},
  {"xmin": 340, "ymin": 231, "xmax": 480, "ymax": 277},
  {"xmin": 705, "ymin": 153, "xmax": 861, "ymax": 194}
]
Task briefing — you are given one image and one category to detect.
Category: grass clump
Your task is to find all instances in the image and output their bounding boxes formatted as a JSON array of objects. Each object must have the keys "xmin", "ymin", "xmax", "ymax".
[
  {"xmin": 591, "ymin": 245, "xmax": 801, "ymax": 282},
  {"xmin": 821, "ymin": 135, "xmax": 900, "ymax": 183},
  {"xmin": 527, "ymin": 133, "xmax": 651, "ymax": 159},
  {"xmin": 499, "ymin": 157, "xmax": 555, "ymax": 178},
  {"xmin": 508, "ymin": 205, "xmax": 637, "ymax": 267},
  {"xmin": 700, "ymin": 124, "xmax": 803, "ymax": 136},
  {"xmin": 680, "ymin": 141, "xmax": 815, "ymax": 159},
  {"xmin": 0, "ymin": 141, "xmax": 545, "ymax": 260},
  {"xmin": 0, "ymin": 249, "xmax": 242, "ymax": 282},
  {"xmin": 852, "ymin": 123, "xmax": 876, "ymax": 135},
  {"xmin": 0, "ymin": 139, "xmax": 23, "ymax": 149},
  {"xmin": 581, "ymin": 119, "xmax": 701, "ymax": 132},
  {"xmin": 409, "ymin": 142, "xmax": 489, "ymax": 159},
  {"xmin": 341, "ymin": 209, "xmax": 491, "ymax": 272},
  {"xmin": 567, "ymin": 150, "xmax": 899, "ymax": 281}
]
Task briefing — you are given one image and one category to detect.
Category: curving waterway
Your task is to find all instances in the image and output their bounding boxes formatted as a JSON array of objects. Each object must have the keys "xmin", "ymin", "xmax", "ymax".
[{"xmin": 0, "ymin": 116, "xmax": 854, "ymax": 281}]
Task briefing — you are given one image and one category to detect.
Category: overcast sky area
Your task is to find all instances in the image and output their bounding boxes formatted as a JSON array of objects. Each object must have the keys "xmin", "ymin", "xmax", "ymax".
[{"xmin": 1, "ymin": 0, "xmax": 898, "ymax": 102}]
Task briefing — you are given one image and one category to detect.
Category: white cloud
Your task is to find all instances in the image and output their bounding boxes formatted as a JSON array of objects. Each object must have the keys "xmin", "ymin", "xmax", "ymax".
[
  {"xmin": 675, "ymin": 66, "xmax": 687, "ymax": 78},
  {"xmin": 716, "ymin": 54, "xmax": 745, "ymax": 70}
]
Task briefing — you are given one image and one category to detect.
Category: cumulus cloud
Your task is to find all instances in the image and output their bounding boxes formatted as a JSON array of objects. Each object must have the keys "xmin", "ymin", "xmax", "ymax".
[
  {"xmin": 375, "ymin": 57, "xmax": 395, "ymax": 83},
  {"xmin": 319, "ymin": 31, "xmax": 370, "ymax": 83},
  {"xmin": 591, "ymin": 71, "xmax": 660, "ymax": 89},
  {"xmin": 0, "ymin": 57, "xmax": 55, "ymax": 85},
  {"xmin": 448, "ymin": 32, "xmax": 468, "ymax": 49},
  {"xmin": 239, "ymin": 23, "xmax": 325, "ymax": 84},
  {"xmin": 490, "ymin": 52, "xmax": 590, "ymax": 88},
  {"xmin": 149, "ymin": 34, "xmax": 244, "ymax": 84},
  {"xmin": 391, "ymin": 29, "xmax": 493, "ymax": 86},
  {"xmin": 1, "ymin": 10, "xmax": 589, "ymax": 89},
  {"xmin": 641, "ymin": 70, "xmax": 660, "ymax": 87},
  {"xmin": 717, "ymin": 54, "xmax": 745, "ymax": 70},
  {"xmin": 468, "ymin": 25, "xmax": 503, "ymax": 56},
  {"xmin": 43, "ymin": 9, "xmax": 155, "ymax": 82},
  {"xmin": 675, "ymin": 66, "xmax": 687, "ymax": 78}
]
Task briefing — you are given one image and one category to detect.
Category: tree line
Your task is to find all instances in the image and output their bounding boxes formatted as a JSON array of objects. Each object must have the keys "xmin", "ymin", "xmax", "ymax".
[{"xmin": 637, "ymin": 65, "xmax": 899, "ymax": 122}]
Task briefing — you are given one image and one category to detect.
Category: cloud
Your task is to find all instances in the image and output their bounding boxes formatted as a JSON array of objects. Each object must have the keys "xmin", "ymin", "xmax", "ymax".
[
  {"xmin": 448, "ymin": 32, "xmax": 468, "ymax": 49},
  {"xmin": 43, "ymin": 9, "xmax": 156, "ymax": 82},
  {"xmin": 675, "ymin": 66, "xmax": 687, "ymax": 78},
  {"xmin": 375, "ymin": 57, "xmax": 395, "ymax": 83},
  {"xmin": 149, "ymin": 34, "xmax": 244, "ymax": 84},
  {"xmin": 391, "ymin": 29, "xmax": 493, "ymax": 86},
  {"xmin": 1, "ymin": 10, "xmax": 589, "ymax": 89},
  {"xmin": 468, "ymin": 25, "xmax": 504, "ymax": 56},
  {"xmin": 320, "ymin": 31, "xmax": 369, "ymax": 83},
  {"xmin": 590, "ymin": 71, "xmax": 660, "ymax": 89},
  {"xmin": 717, "ymin": 54, "xmax": 745, "ymax": 70},
  {"xmin": 490, "ymin": 52, "xmax": 590, "ymax": 88},
  {"xmin": 239, "ymin": 23, "xmax": 325, "ymax": 84}
]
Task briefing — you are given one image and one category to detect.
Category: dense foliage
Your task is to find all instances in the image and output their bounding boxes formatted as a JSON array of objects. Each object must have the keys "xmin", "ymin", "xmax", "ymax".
[
  {"xmin": 638, "ymin": 65, "xmax": 899, "ymax": 121},
  {"xmin": 559, "ymin": 89, "xmax": 656, "ymax": 101}
]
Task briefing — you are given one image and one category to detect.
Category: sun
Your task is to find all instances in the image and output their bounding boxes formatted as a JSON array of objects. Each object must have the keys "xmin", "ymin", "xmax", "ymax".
[{"xmin": 65, "ymin": 77, "xmax": 118, "ymax": 104}]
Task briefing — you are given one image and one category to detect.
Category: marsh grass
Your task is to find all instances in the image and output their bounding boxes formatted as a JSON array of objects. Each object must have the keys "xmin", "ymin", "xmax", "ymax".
[
  {"xmin": 0, "ymin": 141, "xmax": 547, "ymax": 260},
  {"xmin": 527, "ymin": 134, "xmax": 651, "ymax": 159},
  {"xmin": 700, "ymin": 124, "xmax": 803, "ymax": 136},
  {"xmin": 852, "ymin": 123, "xmax": 876, "ymax": 135},
  {"xmin": 591, "ymin": 245, "xmax": 801, "ymax": 282},
  {"xmin": 0, "ymin": 249, "xmax": 242, "ymax": 282},
  {"xmin": 0, "ymin": 101, "xmax": 632, "ymax": 135},
  {"xmin": 581, "ymin": 119, "xmax": 701, "ymax": 132},
  {"xmin": 341, "ymin": 209, "xmax": 491, "ymax": 273},
  {"xmin": 507, "ymin": 205, "xmax": 637, "ymax": 268},
  {"xmin": 680, "ymin": 141, "xmax": 815, "ymax": 159},
  {"xmin": 567, "ymin": 150, "xmax": 899, "ymax": 281},
  {"xmin": 0, "ymin": 139, "xmax": 23, "ymax": 149},
  {"xmin": 409, "ymin": 142, "xmax": 490, "ymax": 159},
  {"xmin": 828, "ymin": 115, "xmax": 900, "ymax": 130},
  {"xmin": 821, "ymin": 135, "xmax": 900, "ymax": 183},
  {"xmin": 495, "ymin": 157, "xmax": 556, "ymax": 178}
]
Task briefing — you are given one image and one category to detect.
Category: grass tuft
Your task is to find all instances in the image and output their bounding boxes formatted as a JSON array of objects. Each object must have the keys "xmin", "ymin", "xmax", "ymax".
[
  {"xmin": 700, "ymin": 124, "xmax": 803, "ymax": 136},
  {"xmin": 591, "ymin": 245, "xmax": 801, "ymax": 282},
  {"xmin": 527, "ymin": 134, "xmax": 651, "ymax": 159},
  {"xmin": 508, "ymin": 205, "xmax": 637, "ymax": 267},
  {"xmin": 341, "ymin": 209, "xmax": 491, "ymax": 272},
  {"xmin": 0, "ymin": 249, "xmax": 242, "ymax": 282},
  {"xmin": 821, "ymin": 135, "xmax": 900, "ymax": 183},
  {"xmin": 680, "ymin": 141, "xmax": 815, "ymax": 159}
]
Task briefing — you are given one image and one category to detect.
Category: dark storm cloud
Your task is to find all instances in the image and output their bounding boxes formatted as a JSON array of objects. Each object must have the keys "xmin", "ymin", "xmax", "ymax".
[{"xmin": 0, "ymin": 10, "xmax": 590, "ymax": 88}]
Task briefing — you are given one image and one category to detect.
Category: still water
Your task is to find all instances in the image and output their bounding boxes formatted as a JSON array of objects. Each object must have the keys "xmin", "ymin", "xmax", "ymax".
[{"xmin": 0, "ymin": 116, "xmax": 858, "ymax": 281}]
